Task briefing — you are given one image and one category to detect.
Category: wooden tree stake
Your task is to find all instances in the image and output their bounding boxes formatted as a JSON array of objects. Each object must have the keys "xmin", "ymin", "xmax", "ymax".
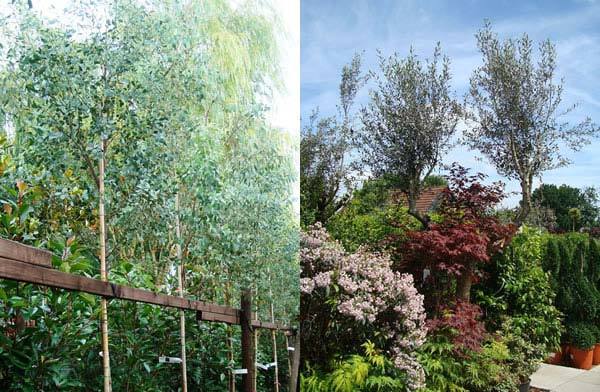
[
  {"xmin": 99, "ymin": 139, "xmax": 112, "ymax": 392},
  {"xmin": 241, "ymin": 289, "xmax": 255, "ymax": 392},
  {"xmin": 268, "ymin": 275, "xmax": 279, "ymax": 392},
  {"xmin": 175, "ymin": 193, "xmax": 188, "ymax": 392},
  {"xmin": 288, "ymin": 331, "xmax": 300, "ymax": 392}
]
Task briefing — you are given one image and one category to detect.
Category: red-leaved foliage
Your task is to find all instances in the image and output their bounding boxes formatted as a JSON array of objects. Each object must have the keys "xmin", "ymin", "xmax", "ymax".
[
  {"xmin": 400, "ymin": 164, "xmax": 517, "ymax": 303},
  {"xmin": 427, "ymin": 300, "xmax": 487, "ymax": 352}
]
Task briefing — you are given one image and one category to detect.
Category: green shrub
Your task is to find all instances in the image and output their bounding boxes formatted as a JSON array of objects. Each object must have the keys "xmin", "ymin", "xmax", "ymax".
[
  {"xmin": 499, "ymin": 318, "xmax": 547, "ymax": 384},
  {"xmin": 301, "ymin": 342, "xmax": 407, "ymax": 392},
  {"xmin": 566, "ymin": 322, "xmax": 596, "ymax": 350},
  {"xmin": 416, "ymin": 331, "xmax": 521, "ymax": 392},
  {"xmin": 588, "ymin": 324, "xmax": 600, "ymax": 344},
  {"xmin": 416, "ymin": 334, "xmax": 469, "ymax": 392},
  {"xmin": 477, "ymin": 227, "xmax": 562, "ymax": 353},
  {"xmin": 326, "ymin": 176, "xmax": 420, "ymax": 251}
]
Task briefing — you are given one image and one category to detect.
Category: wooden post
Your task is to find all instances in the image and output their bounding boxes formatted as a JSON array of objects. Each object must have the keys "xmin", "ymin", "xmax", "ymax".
[
  {"xmin": 288, "ymin": 331, "xmax": 300, "ymax": 392},
  {"xmin": 285, "ymin": 335, "xmax": 292, "ymax": 377},
  {"xmin": 253, "ymin": 323, "xmax": 258, "ymax": 391},
  {"xmin": 225, "ymin": 283, "xmax": 235, "ymax": 392},
  {"xmin": 241, "ymin": 289, "xmax": 255, "ymax": 392},
  {"xmin": 227, "ymin": 325, "xmax": 235, "ymax": 392},
  {"xmin": 99, "ymin": 139, "xmax": 112, "ymax": 392},
  {"xmin": 175, "ymin": 193, "xmax": 188, "ymax": 392}
]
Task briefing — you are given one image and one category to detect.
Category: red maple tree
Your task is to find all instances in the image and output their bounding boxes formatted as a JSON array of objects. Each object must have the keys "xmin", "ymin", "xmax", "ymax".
[{"xmin": 402, "ymin": 164, "xmax": 517, "ymax": 303}]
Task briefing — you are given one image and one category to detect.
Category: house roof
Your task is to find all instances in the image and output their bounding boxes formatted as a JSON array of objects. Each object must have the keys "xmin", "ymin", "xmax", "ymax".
[{"xmin": 390, "ymin": 186, "xmax": 446, "ymax": 214}]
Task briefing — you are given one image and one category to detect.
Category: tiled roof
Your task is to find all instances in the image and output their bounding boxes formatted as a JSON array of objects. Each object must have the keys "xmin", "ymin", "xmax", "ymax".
[{"xmin": 390, "ymin": 186, "xmax": 446, "ymax": 213}]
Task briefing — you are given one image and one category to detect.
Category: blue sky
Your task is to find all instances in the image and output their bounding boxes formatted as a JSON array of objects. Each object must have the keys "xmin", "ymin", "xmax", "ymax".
[{"xmin": 301, "ymin": 0, "xmax": 600, "ymax": 206}]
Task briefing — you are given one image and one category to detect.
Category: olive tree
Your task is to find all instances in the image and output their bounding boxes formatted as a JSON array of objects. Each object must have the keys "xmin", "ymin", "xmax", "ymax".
[
  {"xmin": 357, "ymin": 44, "xmax": 462, "ymax": 226},
  {"xmin": 466, "ymin": 22, "xmax": 598, "ymax": 223}
]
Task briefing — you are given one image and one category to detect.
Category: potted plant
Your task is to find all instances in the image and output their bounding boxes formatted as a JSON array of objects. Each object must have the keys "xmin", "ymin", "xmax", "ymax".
[
  {"xmin": 501, "ymin": 320, "xmax": 547, "ymax": 392},
  {"xmin": 592, "ymin": 324, "xmax": 600, "ymax": 366},
  {"xmin": 546, "ymin": 344, "xmax": 565, "ymax": 365},
  {"xmin": 567, "ymin": 322, "xmax": 595, "ymax": 370}
]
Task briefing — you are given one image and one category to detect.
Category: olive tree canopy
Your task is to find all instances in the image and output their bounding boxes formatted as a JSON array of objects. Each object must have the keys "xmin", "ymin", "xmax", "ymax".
[
  {"xmin": 467, "ymin": 22, "xmax": 598, "ymax": 223},
  {"xmin": 357, "ymin": 44, "xmax": 462, "ymax": 226}
]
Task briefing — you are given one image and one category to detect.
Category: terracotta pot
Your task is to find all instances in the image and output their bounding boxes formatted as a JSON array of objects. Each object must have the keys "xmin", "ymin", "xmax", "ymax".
[
  {"xmin": 546, "ymin": 349, "xmax": 562, "ymax": 365},
  {"xmin": 593, "ymin": 344, "xmax": 600, "ymax": 366},
  {"xmin": 570, "ymin": 346, "xmax": 594, "ymax": 370}
]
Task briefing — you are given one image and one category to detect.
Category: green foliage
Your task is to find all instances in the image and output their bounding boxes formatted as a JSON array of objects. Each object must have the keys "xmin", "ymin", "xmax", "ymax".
[
  {"xmin": 0, "ymin": 1, "xmax": 298, "ymax": 390},
  {"xmin": 327, "ymin": 176, "xmax": 419, "ymax": 251},
  {"xmin": 422, "ymin": 175, "xmax": 447, "ymax": 188},
  {"xmin": 499, "ymin": 318, "xmax": 547, "ymax": 384},
  {"xmin": 532, "ymin": 184, "xmax": 600, "ymax": 231},
  {"xmin": 566, "ymin": 322, "xmax": 597, "ymax": 350},
  {"xmin": 542, "ymin": 234, "xmax": 600, "ymax": 325},
  {"xmin": 476, "ymin": 227, "xmax": 562, "ymax": 353},
  {"xmin": 417, "ymin": 335, "xmax": 468, "ymax": 392},
  {"xmin": 301, "ymin": 342, "xmax": 407, "ymax": 392},
  {"xmin": 417, "ymin": 333, "xmax": 518, "ymax": 392}
]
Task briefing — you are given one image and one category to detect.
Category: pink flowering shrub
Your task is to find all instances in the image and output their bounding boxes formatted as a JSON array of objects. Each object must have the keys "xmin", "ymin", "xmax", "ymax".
[{"xmin": 300, "ymin": 223, "xmax": 427, "ymax": 390}]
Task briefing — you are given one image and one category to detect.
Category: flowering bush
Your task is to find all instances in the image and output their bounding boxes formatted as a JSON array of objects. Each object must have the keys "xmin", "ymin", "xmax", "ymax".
[{"xmin": 300, "ymin": 223, "xmax": 427, "ymax": 390}]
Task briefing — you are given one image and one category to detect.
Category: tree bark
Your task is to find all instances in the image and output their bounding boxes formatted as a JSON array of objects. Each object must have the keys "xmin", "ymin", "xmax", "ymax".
[
  {"xmin": 456, "ymin": 261, "xmax": 474, "ymax": 302},
  {"xmin": 517, "ymin": 176, "xmax": 533, "ymax": 225},
  {"xmin": 99, "ymin": 139, "xmax": 112, "ymax": 392},
  {"xmin": 406, "ymin": 184, "xmax": 429, "ymax": 229}
]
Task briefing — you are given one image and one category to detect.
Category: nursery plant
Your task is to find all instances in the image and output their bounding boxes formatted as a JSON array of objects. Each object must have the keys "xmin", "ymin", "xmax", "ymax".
[
  {"xmin": 301, "ymin": 342, "xmax": 408, "ymax": 392},
  {"xmin": 416, "ymin": 329, "xmax": 519, "ymax": 392},
  {"xmin": 300, "ymin": 224, "xmax": 428, "ymax": 390},
  {"xmin": 566, "ymin": 322, "xmax": 596, "ymax": 367},
  {"xmin": 476, "ymin": 227, "xmax": 562, "ymax": 354},
  {"xmin": 400, "ymin": 164, "xmax": 517, "ymax": 306},
  {"xmin": 499, "ymin": 318, "xmax": 547, "ymax": 389},
  {"xmin": 0, "ymin": 1, "xmax": 299, "ymax": 390}
]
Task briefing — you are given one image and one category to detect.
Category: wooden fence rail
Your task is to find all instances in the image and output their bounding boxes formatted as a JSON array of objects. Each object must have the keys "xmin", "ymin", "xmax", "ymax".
[{"xmin": 0, "ymin": 238, "xmax": 299, "ymax": 392}]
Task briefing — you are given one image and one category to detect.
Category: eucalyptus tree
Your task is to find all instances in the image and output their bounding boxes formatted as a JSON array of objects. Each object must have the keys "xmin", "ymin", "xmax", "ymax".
[
  {"xmin": 1, "ymin": 6, "xmax": 181, "ymax": 388},
  {"xmin": 1, "ymin": 0, "xmax": 298, "ymax": 390},
  {"xmin": 467, "ymin": 22, "xmax": 598, "ymax": 223},
  {"xmin": 357, "ymin": 44, "xmax": 462, "ymax": 226}
]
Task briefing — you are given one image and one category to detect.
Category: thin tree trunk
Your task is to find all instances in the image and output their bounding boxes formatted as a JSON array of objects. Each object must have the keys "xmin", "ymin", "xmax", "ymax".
[
  {"xmin": 226, "ymin": 325, "xmax": 235, "ymax": 392},
  {"xmin": 252, "ymin": 290, "xmax": 259, "ymax": 391},
  {"xmin": 517, "ymin": 177, "xmax": 533, "ymax": 225},
  {"xmin": 175, "ymin": 193, "xmax": 188, "ymax": 392},
  {"xmin": 225, "ymin": 283, "xmax": 235, "ymax": 392},
  {"xmin": 456, "ymin": 261, "xmax": 474, "ymax": 302},
  {"xmin": 253, "ymin": 325, "xmax": 258, "ymax": 391},
  {"xmin": 270, "ymin": 302, "xmax": 279, "ymax": 392},
  {"xmin": 266, "ymin": 270, "xmax": 279, "ymax": 392},
  {"xmin": 99, "ymin": 139, "xmax": 112, "ymax": 392}
]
